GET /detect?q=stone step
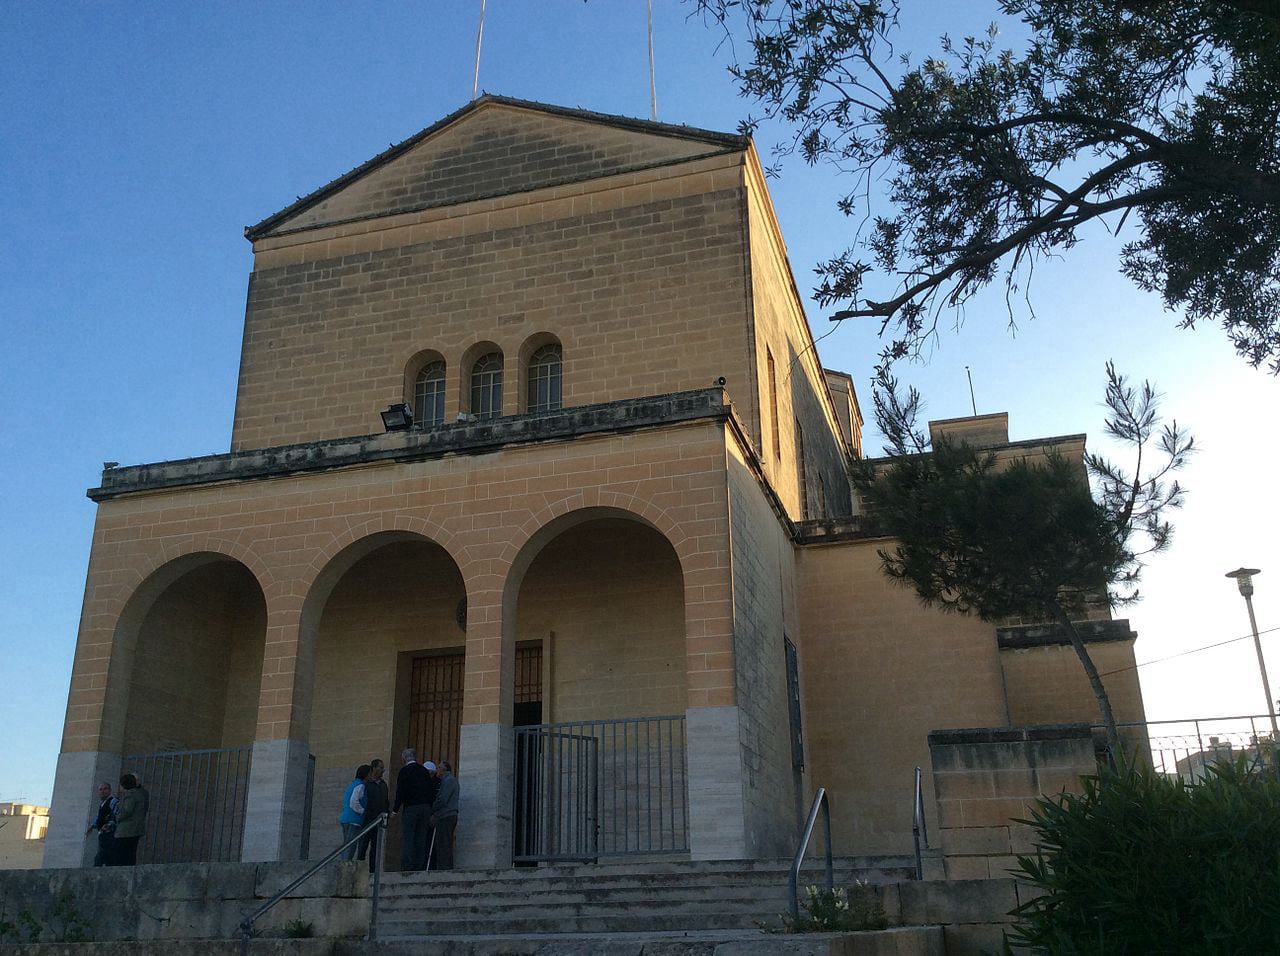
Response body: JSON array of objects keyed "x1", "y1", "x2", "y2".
[
  {"x1": 377, "y1": 913, "x2": 783, "y2": 935},
  {"x1": 350, "y1": 927, "x2": 947, "y2": 955},
  {"x1": 377, "y1": 894, "x2": 811, "y2": 921},
  {"x1": 380, "y1": 857, "x2": 911, "y2": 881},
  {"x1": 378, "y1": 871, "x2": 904, "y2": 901},
  {"x1": 376, "y1": 886, "x2": 815, "y2": 911}
]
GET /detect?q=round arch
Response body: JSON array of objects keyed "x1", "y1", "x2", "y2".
[
  {"x1": 96, "y1": 538, "x2": 273, "y2": 753},
  {"x1": 297, "y1": 526, "x2": 469, "y2": 861},
  {"x1": 105, "y1": 550, "x2": 268, "y2": 756}
]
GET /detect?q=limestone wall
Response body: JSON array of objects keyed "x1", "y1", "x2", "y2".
[
  {"x1": 743, "y1": 157, "x2": 853, "y2": 523},
  {"x1": 795, "y1": 538, "x2": 1009, "y2": 856},
  {"x1": 726, "y1": 438, "x2": 805, "y2": 858},
  {"x1": 235, "y1": 156, "x2": 752, "y2": 451},
  {"x1": 0, "y1": 862, "x2": 369, "y2": 944}
]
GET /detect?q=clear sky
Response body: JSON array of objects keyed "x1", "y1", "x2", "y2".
[{"x1": 1, "y1": 2, "x2": 1276, "y2": 806}]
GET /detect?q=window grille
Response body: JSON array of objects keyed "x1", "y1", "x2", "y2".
[
  {"x1": 413, "y1": 361, "x2": 446, "y2": 428},
  {"x1": 785, "y1": 637, "x2": 805, "y2": 769},
  {"x1": 470, "y1": 352, "x2": 504, "y2": 420},
  {"x1": 526, "y1": 344, "x2": 562, "y2": 413}
]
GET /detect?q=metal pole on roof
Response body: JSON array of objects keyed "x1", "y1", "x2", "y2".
[
  {"x1": 647, "y1": 0, "x2": 658, "y2": 121},
  {"x1": 473, "y1": 0, "x2": 487, "y2": 100}
]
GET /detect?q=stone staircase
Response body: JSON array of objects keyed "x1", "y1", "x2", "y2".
[{"x1": 374, "y1": 857, "x2": 916, "y2": 938}]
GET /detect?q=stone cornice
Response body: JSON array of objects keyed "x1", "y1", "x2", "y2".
[
  {"x1": 89, "y1": 388, "x2": 731, "y2": 502},
  {"x1": 996, "y1": 619, "x2": 1137, "y2": 649}
]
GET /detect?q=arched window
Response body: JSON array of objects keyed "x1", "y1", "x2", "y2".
[
  {"x1": 470, "y1": 352, "x2": 504, "y2": 420},
  {"x1": 526, "y1": 343, "x2": 562, "y2": 413},
  {"x1": 413, "y1": 360, "x2": 446, "y2": 428}
]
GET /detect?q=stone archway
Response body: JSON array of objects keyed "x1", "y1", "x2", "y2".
[
  {"x1": 504, "y1": 508, "x2": 690, "y2": 862},
  {"x1": 300, "y1": 530, "x2": 467, "y2": 863}
]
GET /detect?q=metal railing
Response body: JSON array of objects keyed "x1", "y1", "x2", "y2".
[
  {"x1": 122, "y1": 745, "x2": 252, "y2": 863},
  {"x1": 788, "y1": 788, "x2": 834, "y2": 920},
  {"x1": 237, "y1": 812, "x2": 387, "y2": 956},
  {"x1": 513, "y1": 714, "x2": 688, "y2": 862},
  {"x1": 1097, "y1": 714, "x2": 1279, "y2": 780},
  {"x1": 911, "y1": 766, "x2": 929, "y2": 880}
]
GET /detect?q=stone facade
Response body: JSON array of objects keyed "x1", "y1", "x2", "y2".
[{"x1": 48, "y1": 96, "x2": 1144, "y2": 871}]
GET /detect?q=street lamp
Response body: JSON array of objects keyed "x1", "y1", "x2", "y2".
[{"x1": 1225, "y1": 567, "x2": 1278, "y2": 742}]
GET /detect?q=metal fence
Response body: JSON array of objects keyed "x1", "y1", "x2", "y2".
[
  {"x1": 122, "y1": 745, "x2": 253, "y2": 864},
  {"x1": 513, "y1": 715, "x2": 688, "y2": 863},
  {"x1": 1100, "y1": 715, "x2": 1278, "y2": 781}
]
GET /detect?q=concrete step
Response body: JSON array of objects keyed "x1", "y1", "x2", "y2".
[
  {"x1": 352, "y1": 927, "x2": 946, "y2": 955},
  {"x1": 377, "y1": 887, "x2": 816, "y2": 912},
  {"x1": 371, "y1": 857, "x2": 910, "y2": 938},
  {"x1": 379, "y1": 873, "x2": 901, "y2": 902},
  {"x1": 0, "y1": 928, "x2": 946, "y2": 956}
]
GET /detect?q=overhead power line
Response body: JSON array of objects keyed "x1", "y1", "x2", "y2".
[{"x1": 1098, "y1": 624, "x2": 1280, "y2": 678}]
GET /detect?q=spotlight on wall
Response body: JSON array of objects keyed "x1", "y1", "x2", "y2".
[
  {"x1": 714, "y1": 376, "x2": 727, "y2": 387},
  {"x1": 380, "y1": 403, "x2": 414, "y2": 431}
]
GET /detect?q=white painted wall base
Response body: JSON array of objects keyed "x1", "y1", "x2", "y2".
[
  {"x1": 456, "y1": 722, "x2": 513, "y2": 868},
  {"x1": 44, "y1": 750, "x2": 121, "y2": 868},
  {"x1": 241, "y1": 738, "x2": 311, "y2": 862},
  {"x1": 686, "y1": 705, "x2": 748, "y2": 859}
]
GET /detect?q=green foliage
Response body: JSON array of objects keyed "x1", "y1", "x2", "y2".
[
  {"x1": 855, "y1": 440, "x2": 1117, "y2": 620},
  {"x1": 1007, "y1": 760, "x2": 1280, "y2": 953},
  {"x1": 764, "y1": 883, "x2": 890, "y2": 933},
  {"x1": 48, "y1": 892, "x2": 91, "y2": 944},
  {"x1": 853, "y1": 364, "x2": 1191, "y2": 747},
  {"x1": 697, "y1": 0, "x2": 1280, "y2": 371},
  {"x1": 283, "y1": 917, "x2": 315, "y2": 939},
  {"x1": 0, "y1": 893, "x2": 91, "y2": 944}
]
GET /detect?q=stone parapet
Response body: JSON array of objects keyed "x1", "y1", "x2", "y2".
[
  {"x1": 0, "y1": 861, "x2": 369, "y2": 944},
  {"x1": 927, "y1": 725, "x2": 1097, "y2": 882}
]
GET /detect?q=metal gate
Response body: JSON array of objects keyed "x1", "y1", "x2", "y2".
[
  {"x1": 122, "y1": 745, "x2": 252, "y2": 864},
  {"x1": 513, "y1": 715, "x2": 688, "y2": 862}
]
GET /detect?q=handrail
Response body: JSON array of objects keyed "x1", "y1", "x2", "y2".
[
  {"x1": 787, "y1": 788, "x2": 834, "y2": 920},
  {"x1": 912, "y1": 766, "x2": 929, "y2": 880},
  {"x1": 238, "y1": 812, "x2": 388, "y2": 955}
]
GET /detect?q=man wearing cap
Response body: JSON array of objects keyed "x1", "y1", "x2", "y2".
[{"x1": 392, "y1": 748, "x2": 439, "y2": 871}]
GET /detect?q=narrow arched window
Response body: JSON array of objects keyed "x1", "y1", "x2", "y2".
[
  {"x1": 414, "y1": 361, "x2": 446, "y2": 428},
  {"x1": 470, "y1": 352, "x2": 504, "y2": 420},
  {"x1": 527, "y1": 344, "x2": 562, "y2": 413}
]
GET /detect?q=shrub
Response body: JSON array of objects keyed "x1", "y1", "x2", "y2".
[
  {"x1": 282, "y1": 917, "x2": 314, "y2": 939},
  {"x1": 1007, "y1": 759, "x2": 1280, "y2": 953},
  {"x1": 766, "y1": 882, "x2": 889, "y2": 934}
]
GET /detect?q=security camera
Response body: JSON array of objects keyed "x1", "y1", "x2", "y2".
[{"x1": 714, "y1": 376, "x2": 727, "y2": 387}]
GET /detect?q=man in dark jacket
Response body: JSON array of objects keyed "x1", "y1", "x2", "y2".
[
  {"x1": 86, "y1": 781, "x2": 117, "y2": 867},
  {"x1": 392, "y1": 748, "x2": 438, "y2": 871},
  {"x1": 429, "y1": 761, "x2": 460, "y2": 870},
  {"x1": 359, "y1": 758, "x2": 390, "y2": 868}
]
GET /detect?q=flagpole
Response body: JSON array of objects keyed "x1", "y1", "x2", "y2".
[
  {"x1": 473, "y1": 0, "x2": 487, "y2": 99},
  {"x1": 647, "y1": 0, "x2": 657, "y2": 120}
]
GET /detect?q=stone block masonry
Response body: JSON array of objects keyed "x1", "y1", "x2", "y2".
[{"x1": 928, "y1": 725, "x2": 1098, "y2": 881}]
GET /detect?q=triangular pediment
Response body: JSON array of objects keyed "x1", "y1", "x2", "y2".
[{"x1": 248, "y1": 96, "x2": 745, "y2": 240}]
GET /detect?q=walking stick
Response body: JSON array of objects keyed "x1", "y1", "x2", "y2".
[{"x1": 426, "y1": 828, "x2": 436, "y2": 872}]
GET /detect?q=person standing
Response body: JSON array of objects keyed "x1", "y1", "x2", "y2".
[
  {"x1": 86, "y1": 781, "x2": 117, "y2": 867},
  {"x1": 429, "y1": 761, "x2": 459, "y2": 871},
  {"x1": 358, "y1": 758, "x2": 390, "y2": 868},
  {"x1": 111, "y1": 773, "x2": 148, "y2": 866},
  {"x1": 339, "y1": 765, "x2": 370, "y2": 861},
  {"x1": 392, "y1": 748, "x2": 437, "y2": 871}
]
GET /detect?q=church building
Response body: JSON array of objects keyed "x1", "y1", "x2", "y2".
[{"x1": 45, "y1": 97, "x2": 1145, "y2": 870}]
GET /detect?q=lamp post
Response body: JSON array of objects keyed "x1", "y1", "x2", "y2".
[{"x1": 1225, "y1": 567, "x2": 1278, "y2": 743}]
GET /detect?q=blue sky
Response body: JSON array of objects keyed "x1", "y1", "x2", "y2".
[{"x1": 2, "y1": 2, "x2": 1276, "y2": 806}]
